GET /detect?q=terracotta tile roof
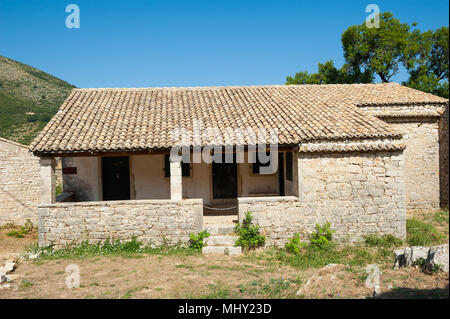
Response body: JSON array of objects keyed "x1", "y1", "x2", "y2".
[
  {"x1": 30, "y1": 83, "x2": 448, "y2": 154},
  {"x1": 298, "y1": 138, "x2": 406, "y2": 153}
]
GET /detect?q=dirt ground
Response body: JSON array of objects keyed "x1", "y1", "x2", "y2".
[
  {"x1": 0, "y1": 227, "x2": 36, "y2": 263},
  {"x1": 0, "y1": 247, "x2": 448, "y2": 299},
  {"x1": 0, "y1": 216, "x2": 449, "y2": 299}
]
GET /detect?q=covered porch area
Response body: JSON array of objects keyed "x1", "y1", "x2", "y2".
[{"x1": 53, "y1": 148, "x2": 299, "y2": 217}]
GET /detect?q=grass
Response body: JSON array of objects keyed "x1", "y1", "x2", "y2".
[
  {"x1": 432, "y1": 211, "x2": 449, "y2": 225},
  {"x1": 6, "y1": 219, "x2": 36, "y2": 238},
  {"x1": 363, "y1": 234, "x2": 403, "y2": 248},
  {"x1": 20, "y1": 280, "x2": 33, "y2": 288},
  {"x1": 28, "y1": 237, "x2": 199, "y2": 260},
  {"x1": 238, "y1": 278, "x2": 295, "y2": 298},
  {"x1": 406, "y1": 218, "x2": 446, "y2": 246}
]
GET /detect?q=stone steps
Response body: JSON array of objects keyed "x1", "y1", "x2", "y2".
[
  {"x1": 203, "y1": 224, "x2": 235, "y2": 235},
  {"x1": 202, "y1": 245, "x2": 242, "y2": 256},
  {"x1": 202, "y1": 222, "x2": 241, "y2": 256},
  {"x1": 204, "y1": 234, "x2": 236, "y2": 246}
]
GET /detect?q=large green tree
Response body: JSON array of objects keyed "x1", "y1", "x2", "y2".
[
  {"x1": 341, "y1": 12, "x2": 411, "y2": 83},
  {"x1": 286, "y1": 12, "x2": 449, "y2": 98},
  {"x1": 286, "y1": 60, "x2": 373, "y2": 85},
  {"x1": 404, "y1": 26, "x2": 449, "y2": 98}
]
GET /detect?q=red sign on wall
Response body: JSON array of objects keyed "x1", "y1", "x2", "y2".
[{"x1": 63, "y1": 167, "x2": 77, "y2": 175}]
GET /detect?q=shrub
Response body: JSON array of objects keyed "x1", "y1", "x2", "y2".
[
  {"x1": 189, "y1": 231, "x2": 210, "y2": 251},
  {"x1": 406, "y1": 218, "x2": 446, "y2": 246},
  {"x1": 363, "y1": 234, "x2": 403, "y2": 248},
  {"x1": 234, "y1": 211, "x2": 266, "y2": 250},
  {"x1": 309, "y1": 222, "x2": 334, "y2": 250},
  {"x1": 285, "y1": 233, "x2": 307, "y2": 254}
]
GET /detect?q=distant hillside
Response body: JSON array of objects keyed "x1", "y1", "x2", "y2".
[{"x1": 0, "y1": 55, "x2": 75, "y2": 145}]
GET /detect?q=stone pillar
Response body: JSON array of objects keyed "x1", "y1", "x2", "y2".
[
  {"x1": 39, "y1": 158, "x2": 56, "y2": 204},
  {"x1": 170, "y1": 159, "x2": 182, "y2": 201}
]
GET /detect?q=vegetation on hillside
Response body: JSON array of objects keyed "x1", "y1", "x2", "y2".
[{"x1": 0, "y1": 55, "x2": 74, "y2": 145}]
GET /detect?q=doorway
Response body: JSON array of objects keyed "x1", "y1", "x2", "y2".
[
  {"x1": 102, "y1": 156, "x2": 130, "y2": 200},
  {"x1": 212, "y1": 158, "x2": 238, "y2": 199}
]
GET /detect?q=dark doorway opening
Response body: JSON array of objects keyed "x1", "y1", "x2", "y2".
[
  {"x1": 278, "y1": 152, "x2": 285, "y2": 196},
  {"x1": 212, "y1": 154, "x2": 238, "y2": 199},
  {"x1": 102, "y1": 156, "x2": 130, "y2": 201}
]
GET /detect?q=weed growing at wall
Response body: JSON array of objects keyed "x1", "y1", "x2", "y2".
[
  {"x1": 189, "y1": 231, "x2": 210, "y2": 250},
  {"x1": 284, "y1": 234, "x2": 307, "y2": 254},
  {"x1": 309, "y1": 222, "x2": 334, "y2": 250},
  {"x1": 234, "y1": 211, "x2": 266, "y2": 250}
]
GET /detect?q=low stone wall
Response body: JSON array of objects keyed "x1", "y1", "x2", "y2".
[
  {"x1": 239, "y1": 150, "x2": 406, "y2": 247},
  {"x1": 0, "y1": 138, "x2": 41, "y2": 226},
  {"x1": 38, "y1": 199, "x2": 203, "y2": 248}
]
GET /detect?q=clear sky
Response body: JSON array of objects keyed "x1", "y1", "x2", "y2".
[{"x1": 0, "y1": 0, "x2": 448, "y2": 88}]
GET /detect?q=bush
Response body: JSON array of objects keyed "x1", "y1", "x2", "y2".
[
  {"x1": 234, "y1": 211, "x2": 266, "y2": 250},
  {"x1": 309, "y1": 222, "x2": 334, "y2": 250},
  {"x1": 189, "y1": 231, "x2": 210, "y2": 251},
  {"x1": 285, "y1": 233, "x2": 307, "y2": 254},
  {"x1": 363, "y1": 234, "x2": 403, "y2": 248},
  {"x1": 406, "y1": 218, "x2": 446, "y2": 246}
]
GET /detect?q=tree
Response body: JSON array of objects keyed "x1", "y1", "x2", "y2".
[
  {"x1": 341, "y1": 12, "x2": 411, "y2": 83},
  {"x1": 286, "y1": 12, "x2": 448, "y2": 98},
  {"x1": 286, "y1": 60, "x2": 373, "y2": 85},
  {"x1": 404, "y1": 26, "x2": 449, "y2": 98}
]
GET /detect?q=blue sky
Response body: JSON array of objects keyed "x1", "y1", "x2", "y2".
[{"x1": 0, "y1": 0, "x2": 448, "y2": 88}]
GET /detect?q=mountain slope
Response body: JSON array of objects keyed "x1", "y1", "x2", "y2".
[{"x1": 0, "y1": 55, "x2": 75, "y2": 145}]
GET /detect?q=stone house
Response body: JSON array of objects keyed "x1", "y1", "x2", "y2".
[
  {"x1": 29, "y1": 83, "x2": 448, "y2": 247},
  {"x1": 0, "y1": 137, "x2": 42, "y2": 225},
  {"x1": 0, "y1": 137, "x2": 64, "y2": 226}
]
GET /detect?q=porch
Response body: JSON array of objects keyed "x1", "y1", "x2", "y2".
[{"x1": 53, "y1": 149, "x2": 299, "y2": 215}]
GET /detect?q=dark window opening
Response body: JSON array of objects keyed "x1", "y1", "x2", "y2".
[
  {"x1": 164, "y1": 154, "x2": 191, "y2": 177},
  {"x1": 286, "y1": 152, "x2": 293, "y2": 181},
  {"x1": 252, "y1": 152, "x2": 272, "y2": 174}
]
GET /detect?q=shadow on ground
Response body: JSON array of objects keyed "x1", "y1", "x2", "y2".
[{"x1": 372, "y1": 284, "x2": 449, "y2": 299}]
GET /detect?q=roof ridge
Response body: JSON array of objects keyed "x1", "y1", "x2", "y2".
[
  {"x1": 0, "y1": 137, "x2": 29, "y2": 149},
  {"x1": 72, "y1": 82, "x2": 397, "y2": 91}
]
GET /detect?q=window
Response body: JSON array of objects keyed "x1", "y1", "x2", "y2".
[
  {"x1": 164, "y1": 155, "x2": 191, "y2": 177},
  {"x1": 286, "y1": 152, "x2": 293, "y2": 181}
]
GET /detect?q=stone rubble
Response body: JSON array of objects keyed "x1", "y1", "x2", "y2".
[
  {"x1": 0, "y1": 258, "x2": 17, "y2": 285},
  {"x1": 394, "y1": 244, "x2": 448, "y2": 272}
]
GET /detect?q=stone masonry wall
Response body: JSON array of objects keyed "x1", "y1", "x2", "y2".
[
  {"x1": 439, "y1": 104, "x2": 449, "y2": 208},
  {"x1": 38, "y1": 199, "x2": 203, "y2": 248},
  {"x1": 239, "y1": 150, "x2": 406, "y2": 247},
  {"x1": 382, "y1": 118, "x2": 440, "y2": 210},
  {"x1": 0, "y1": 138, "x2": 41, "y2": 225},
  {"x1": 359, "y1": 103, "x2": 448, "y2": 210}
]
